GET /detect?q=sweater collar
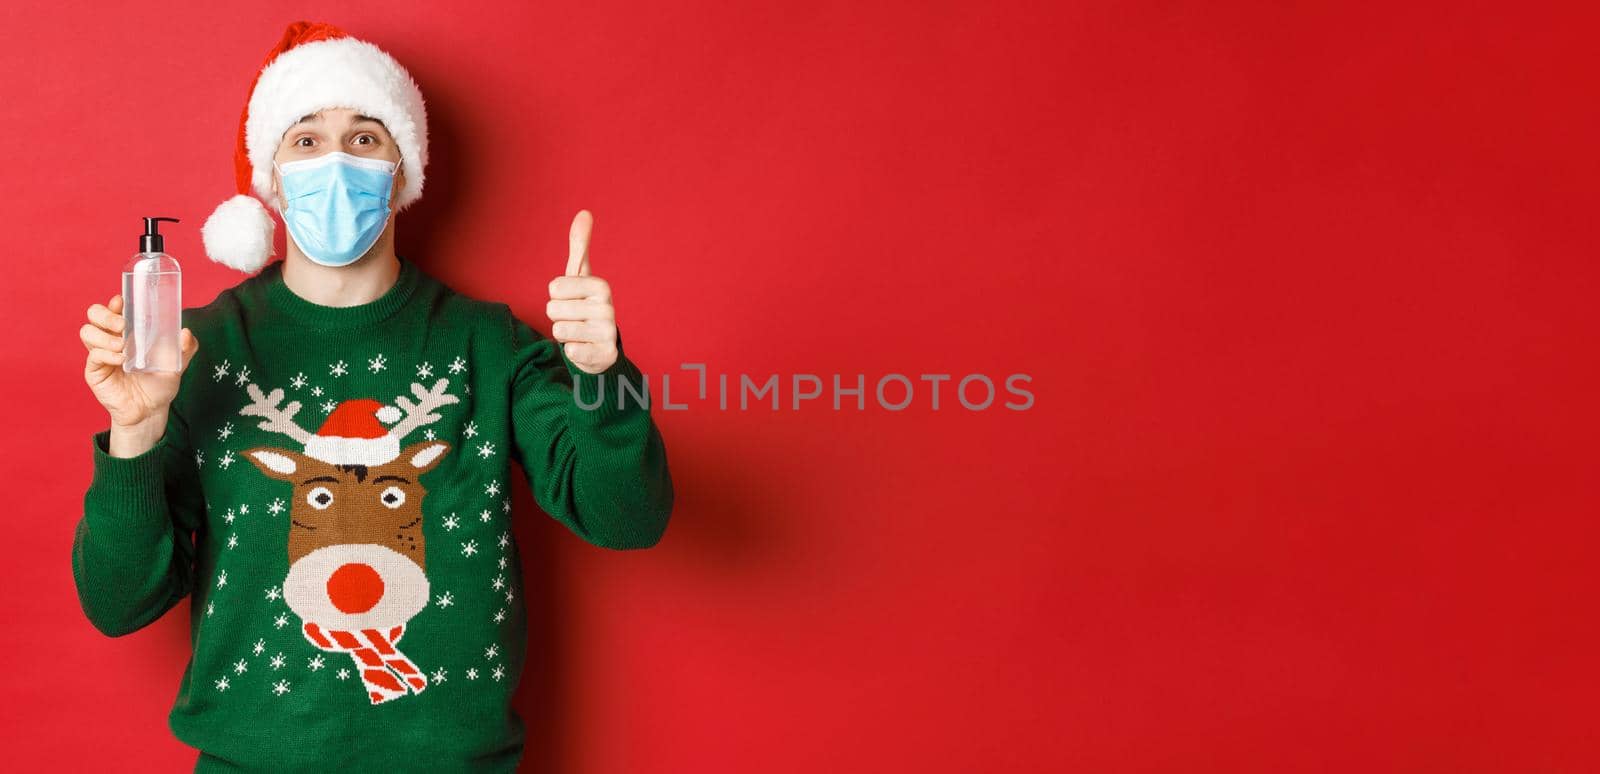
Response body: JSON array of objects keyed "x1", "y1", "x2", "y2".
[{"x1": 264, "y1": 255, "x2": 420, "y2": 331}]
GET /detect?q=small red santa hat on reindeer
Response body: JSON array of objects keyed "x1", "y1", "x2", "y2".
[
  {"x1": 305, "y1": 398, "x2": 406, "y2": 466},
  {"x1": 201, "y1": 21, "x2": 428, "y2": 274}
]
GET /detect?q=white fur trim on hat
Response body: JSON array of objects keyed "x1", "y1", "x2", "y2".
[
  {"x1": 201, "y1": 194, "x2": 276, "y2": 273},
  {"x1": 304, "y1": 433, "x2": 401, "y2": 467},
  {"x1": 245, "y1": 37, "x2": 428, "y2": 211}
]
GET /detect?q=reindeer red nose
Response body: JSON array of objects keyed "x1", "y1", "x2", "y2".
[{"x1": 326, "y1": 563, "x2": 385, "y2": 614}]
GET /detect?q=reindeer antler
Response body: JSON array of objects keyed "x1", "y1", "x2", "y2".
[
  {"x1": 388, "y1": 379, "x2": 461, "y2": 441},
  {"x1": 239, "y1": 383, "x2": 315, "y2": 444}
]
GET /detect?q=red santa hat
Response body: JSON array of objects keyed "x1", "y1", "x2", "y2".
[
  {"x1": 201, "y1": 21, "x2": 429, "y2": 274},
  {"x1": 303, "y1": 398, "x2": 406, "y2": 466}
]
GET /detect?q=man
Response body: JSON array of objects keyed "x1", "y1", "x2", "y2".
[{"x1": 73, "y1": 20, "x2": 672, "y2": 772}]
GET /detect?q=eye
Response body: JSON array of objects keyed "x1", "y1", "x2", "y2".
[
  {"x1": 294, "y1": 136, "x2": 315, "y2": 148},
  {"x1": 380, "y1": 486, "x2": 406, "y2": 509},
  {"x1": 306, "y1": 486, "x2": 334, "y2": 510},
  {"x1": 354, "y1": 134, "x2": 376, "y2": 146}
]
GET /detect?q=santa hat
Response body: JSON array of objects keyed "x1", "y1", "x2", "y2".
[
  {"x1": 303, "y1": 398, "x2": 405, "y2": 466},
  {"x1": 201, "y1": 21, "x2": 429, "y2": 274}
]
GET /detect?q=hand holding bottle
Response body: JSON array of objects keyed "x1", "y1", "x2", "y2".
[{"x1": 81, "y1": 293, "x2": 199, "y2": 457}]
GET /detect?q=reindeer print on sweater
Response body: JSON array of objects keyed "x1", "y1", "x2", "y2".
[{"x1": 237, "y1": 379, "x2": 457, "y2": 705}]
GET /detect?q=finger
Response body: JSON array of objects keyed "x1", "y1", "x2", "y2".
[
  {"x1": 87, "y1": 347, "x2": 126, "y2": 371},
  {"x1": 552, "y1": 320, "x2": 615, "y2": 343},
  {"x1": 548, "y1": 276, "x2": 610, "y2": 301},
  {"x1": 80, "y1": 322, "x2": 124, "y2": 353},
  {"x1": 566, "y1": 209, "x2": 593, "y2": 277},
  {"x1": 563, "y1": 342, "x2": 617, "y2": 372},
  {"x1": 87, "y1": 302, "x2": 125, "y2": 335},
  {"x1": 179, "y1": 328, "x2": 199, "y2": 371},
  {"x1": 563, "y1": 340, "x2": 602, "y2": 363},
  {"x1": 546, "y1": 298, "x2": 614, "y2": 322},
  {"x1": 108, "y1": 294, "x2": 124, "y2": 314},
  {"x1": 85, "y1": 350, "x2": 117, "y2": 386}
]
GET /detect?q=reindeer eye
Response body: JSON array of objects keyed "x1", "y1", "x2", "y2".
[
  {"x1": 380, "y1": 486, "x2": 406, "y2": 509},
  {"x1": 306, "y1": 486, "x2": 334, "y2": 510}
]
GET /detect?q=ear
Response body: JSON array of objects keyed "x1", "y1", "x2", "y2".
[
  {"x1": 399, "y1": 440, "x2": 450, "y2": 474},
  {"x1": 392, "y1": 166, "x2": 405, "y2": 204},
  {"x1": 242, "y1": 446, "x2": 317, "y2": 482}
]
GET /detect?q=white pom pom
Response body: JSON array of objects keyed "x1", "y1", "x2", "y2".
[
  {"x1": 201, "y1": 194, "x2": 275, "y2": 273},
  {"x1": 375, "y1": 405, "x2": 402, "y2": 424}
]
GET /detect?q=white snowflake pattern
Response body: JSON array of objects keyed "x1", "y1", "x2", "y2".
[
  {"x1": 217, "y1": 422, "x2": 234, "y2": 441},
  {"x1": 498, "y1": 531, "x2": 511, "y2": 549},
  {"x1": 505, "y1": 587, "x2": 515, "y2": 604},
  {"x1": 424, "y1": 428, "x2": 436, "y2": 441},
  {"x1": 233, "y1": 659, "x2": 249, "y2": 675},
  {"x1": 311, "y1": 385, "x2": 324, "y2": 397},
  {"x1": 216, "y1": 569, "x2": 228, "y2": 589},
  {"x1": 443, "y1": 513, "x2": 460, "y2": 530},
  {"x1": 492, "y1": 665, "x2": 505, "y2": 681},
  {"x1": 212, "y1": 359, "x2": 231, "y2": 382},
  {"x1": 270, "y1": 652, "x2": 286, "y2": 670},
  {"x1": 416, "y1": 362, "x2": 434, "y2": 379},
  {"x1": 226, "y1": 533, "x2": 239, "y2": 549},
  {"x1": 330, "y1": 359, "x2": 348, "y2": 377},
  {"x1": 368, "y1": 353, "x2": 387, "y2": 373},
  {"x1": 195, "y1": 450, "x2": 205, "y2": 467},
  {"x1": 497, "y1": 556, "x2": 508, "y2": 570},
  {"x1": 320, "y1": 400, "x2": 337, "y2": 414},
  {"x1": 239, "y1": 503, "x2": 249, "y2": 515},
  {"x1": 493, "y1": 608, "x2": 507, "y2": 624},
  {"x1": 431, "y1": 667, "x2": 448, "y2": 683},
  {"x1": 272, "y1": 679, "x2": 291, "y2": 696},
  {"x1": 480, "y1": 508, "x2": 492, "y2": 523},
  {"x1": 466, "y1": 668, "x2": 479, "y2": 680},
  {"x1": 290, "y1": 372, "x2": 307, "y2": 389},
  {"x1": 502, "y1": 498, "x2": 511, "y2": 514},
  {"x1": 267, "y1": 497, "x2": 285, "y2": 515},
  {"x1": 215, "y1": 676, "x2": 231, "y2": 692},
  {"x1": 308, "y1": 654, "x2": 326, "y2": 671},
  {"x1": 485, "y1": 644, "x2": 499, "y2": 660},
  {"x1": 485, "y1": 480, "x2": 501, "y2": 497},
  {"x1": 463, "y1": 421, "x2": 479, "y2": 439},
  {"x1": 491, "y1": 574, "x2": 506, "y2": 591},
  {"x1": 223, "y1": 508, "x2": 237, "y2": 525},
  {"x1": 234, "y1": 365, "x2": 251, "y2": 386},
  {"x1": 265, "y1": 586, "x2": 281, "y2": 601},
  {"x1": 206, "y1": 601, "x2": 215, "y2": 616},
  {"x1": 461, "y1": 540, "x2": 479, "y2": 558},
  {"x1": 336, "y1": 668, "x2": 351, "y2": 681},
  {"x1": 273, "y1": 613, "x2": 289, "y2": 629},
  {"x1": 448, "y1": 356, "x2": 467, "y2": 374},
  {"x1": 218, "y1": 450, "x2": 236, "y2": 469},
  {"x1": 476, "y1": 441, "x2": 495, "y2": 459},
  {"x1": 436, "y1": 591, "x2": 455, "y2": 608},
  {"x1": 253, "y1": 639, "x2": 266, "y2": 656}
]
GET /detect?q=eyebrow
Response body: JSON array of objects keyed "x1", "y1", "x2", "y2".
[
  {"x1": 373, "y1": 475, "x2": 411, "y2": 484},
  {"x1": 292, "y1": 112, "x2": 385, "y2": 127}
]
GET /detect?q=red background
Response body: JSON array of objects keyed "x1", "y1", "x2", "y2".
[{"x1": 3, "y1": 1, "x2": 1596, "y2": 771}]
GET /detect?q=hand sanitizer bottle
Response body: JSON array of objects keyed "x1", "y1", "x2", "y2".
[{"x1": 123, "y1": 217, "x2": 183, "y2": 373}]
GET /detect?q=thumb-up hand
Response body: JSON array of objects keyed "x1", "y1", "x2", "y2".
[{"x1": 547, "y1": 209, "x2": 619, "y2": 375}]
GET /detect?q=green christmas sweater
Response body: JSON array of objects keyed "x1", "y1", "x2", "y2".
[{"x1": 70, "y1": 254, "x2": 673, "y2": 771}]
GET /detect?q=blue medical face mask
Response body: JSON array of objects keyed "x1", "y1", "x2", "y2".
[{"x1": 273, "y1": 151, "x2": 400, "y2": 267}]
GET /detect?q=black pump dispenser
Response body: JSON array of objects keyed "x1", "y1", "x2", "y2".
[{"x1": 140, "y1": 217, "x2": 180, "y2": 253}]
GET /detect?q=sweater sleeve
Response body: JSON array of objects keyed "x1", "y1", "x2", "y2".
[
  {"x1": 70, "y1": 410, "x2": 206, "y2": 637},
  {"x1": 505, "y1": 306, "x2": 674, "y2": 549}
]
